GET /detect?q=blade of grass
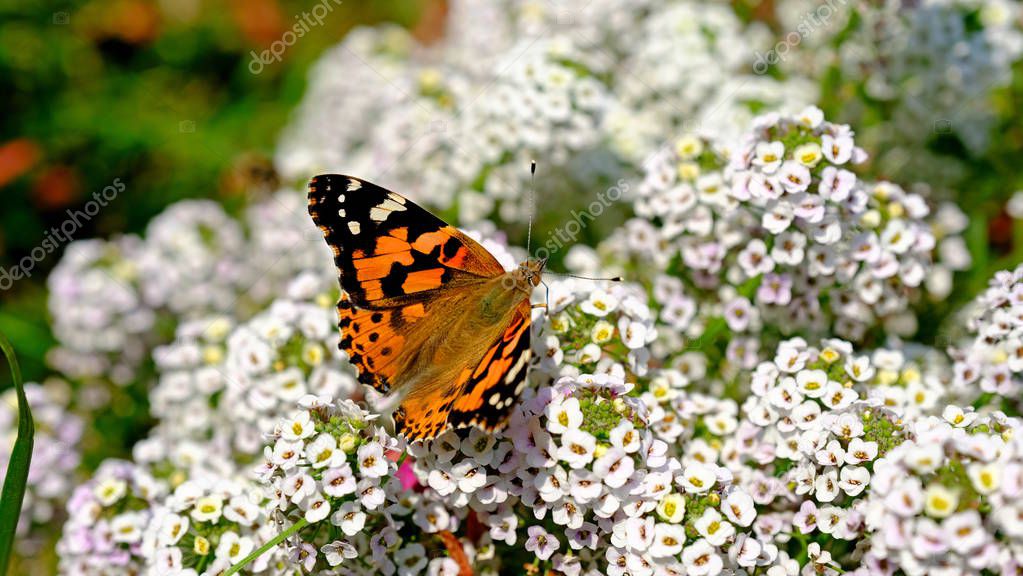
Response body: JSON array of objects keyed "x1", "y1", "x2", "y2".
[
  {"x1": 223, "y1": 517, "x2": 308, "y2": 576},
  {"x1": 0, "y1": 331, "x2": 33, "y2": 575}
]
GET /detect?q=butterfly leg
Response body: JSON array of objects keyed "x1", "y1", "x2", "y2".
[{"x1": 539, "y1": 279, "x2": 551, "y2": 316}]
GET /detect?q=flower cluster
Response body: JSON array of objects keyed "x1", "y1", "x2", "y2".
[
  {"x1": 605, "y1": 1, "x2": 815, "y2": 162},
  {"x1": 777, "y1": 0, "x2": 1023, "y2": 182},
  {"x1": 149, "y1": 315, "x2": 235, "y2": 445},
  {"x1": 953, "y1": 263, "x2": 1023, "y2": 409},
  {"x1": 1, "y1": 381, "x2": 82, "y2": 543},
  {"x1": 140, "y1": 472, "x2": 285, "y2": 575},
  {"x1": 258, "y1": 396, "x2": 472, "y2": 575},
  {"x1": 135, "y1": 200, "x2": 247, "y2": 316},
  {"x1": 46, "y1": 187, "x2": 339, "y2": 392},
  {"x1": 409, "y1": 375, "x2": 791, "y2": 575},
  {"x1": 219, "y1": 278, "x2": 357, "y2": 458},
  {"x1": 856, "y1": 411, "x2": 1023, "y2": 575},
  {"x1": 608, "y1": 108, "x2": 969, "y2": 350},
  {"x1": 46, "y1": 235, "x2": 154, "y2": 385},
  {"x1": 273, "y1": 0, "x2": 818, "y2": 229},
  {"x1": 56, "y1": 460, "x2": 167, "y2": 575},
  {"x1": 734, "y1": 339, "x2": 909, "y2": 546},
  {"x1": 534, "y1": 279, "x2": 657, "y2": 382}
]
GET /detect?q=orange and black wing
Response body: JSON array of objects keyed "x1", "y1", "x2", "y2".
[
  {"x1": 308, "y1": 174, "x2": 505, "y2": 308},
  {"x1": 307, "y1": 174, "x2": 507, "y2": 397},
  {"x1": 395, "y1": 301, "x2": 533, "y2": 441}
]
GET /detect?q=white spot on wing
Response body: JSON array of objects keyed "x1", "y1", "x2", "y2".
[
  {"x1": 369, "y1": 198, "x2": 408, "y2": 222},
  {"x1": 505, "y1": 350, "x2": 529, "y2": 385},
  {"x1": 348, "y1": 221, "x2": 361, "y2": 235},
  {"x1": 346, "y1": 180, "x2": 361, "y2": 191},
  {"x1": 337, "y1": 209, "x2": 346, "y2": 217}
]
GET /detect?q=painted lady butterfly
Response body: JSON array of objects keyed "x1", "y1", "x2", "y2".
[{"x1": 308, "y1": 174, "x2": 544, "y2": 441}]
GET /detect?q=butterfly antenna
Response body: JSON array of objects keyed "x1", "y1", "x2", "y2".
[
  {"x1": 526, "y1": 160, "x2": 536, "y2": 257},
  {"x1": 545, "y1": 271, "x2": 622, "y2": 282}
]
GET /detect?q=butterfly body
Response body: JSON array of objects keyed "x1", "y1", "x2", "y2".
[{"x1": 308, "y1": 174, "x2": 542, "y2": 441}]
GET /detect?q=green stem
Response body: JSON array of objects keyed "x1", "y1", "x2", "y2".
[
  {"x1": 0, "y1": 331, "x2": 33, "y2": 576},
  {"x1": 223, "y1": 517, "x2": 309, "y2": 576}
]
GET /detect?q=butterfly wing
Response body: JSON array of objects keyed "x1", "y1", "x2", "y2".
[
  {"x1": 309, "y1": 175, "x2": 531, "y2": 439},
  {"x1": 308, "y1": 174, "x2": 506, "y2": 308},
  {"x1": 396, "y1": 300, "x2": 533, "y2": 441}
]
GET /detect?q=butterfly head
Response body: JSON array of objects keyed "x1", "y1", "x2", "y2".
[{"x1": 519, "y1": 257, "x2": 548, "y2": 288}]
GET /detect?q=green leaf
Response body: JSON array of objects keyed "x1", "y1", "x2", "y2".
[{"x1": 0, "y1": 331, "x2": 34, "y2": 575}]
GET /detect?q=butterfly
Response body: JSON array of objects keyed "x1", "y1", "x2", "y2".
[{"x1": 307, "y1": 174, "x2": 546, "y2": 441}]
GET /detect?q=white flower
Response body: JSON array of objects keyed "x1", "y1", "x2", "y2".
[
  {"x1": 215, "y1": 531, "x2": 254, "y2": 564},
  {"x1": 272, "y1": 439, "x2": 303, "y2": 470},
  {"x1": 452, "y1": 460, "x2": 487, "y2": 493},
  {"x1": 778, "y1": 161, "x2": 811, "y2": 193},
  {"x1": 357, "y1": 442, "x2": 389, "y2": 478},
  {"x1": 942, "y1": 405, "x2": 977, "y2": 428},
  {"x1": 580, "y1": 290, "x2": 619, "y2": 317},
  {"x1": 412, "y1": 501, "x2": 450, "y2": 534},
  {"x1": 524, "y1": 526, "x2": 560, "y2": 561},
  {"x1": 924, "y1": 484, "x2": 959, "y2": 519},
  {"x1": 94, "y1": 478, "x2": 128, "y2": 507},
  {"x1": 111, "y1": 512, "x2": 145, "y2": 543},
  {"x1": 306, "y1": 433, "x2": 342, "y2": 469},
  {"x1": 681, "y1": 464, "x2": 716, "y2": 494},
  {"x1": 591, "y1": 320, "x2": 616, "y2": 344},
  {"x1": 158, "y1": 514, "x2": 189, "y2": 546},
  {"x1": 968, "y1": 463, "x2": 1002, "y2": 495},
  {"x1": 753, "y1": 141, "x2": 785, "y2": 173},
  {"x1": 821, "y1": 134, "x2": 853, "y2": 164},
  {"x1": 224, "y1": 496, "x2": 261, "y2": 526},
  {"x1": 593, "y1": 448, "x2": 634, "y2": 489},
  {"x1": 682, "y1": 539, "x2": 723, "y2": 576},
  {"x1": 394, "y1": 543, "x2": 428, "y2": 575},
  {"x1": 657, "y1": 493, "x2": 687, "y2": 524},
  {"x1": 332, "y1": 501, "x2": 367, "y2": 536},
  {"x1": 428, "y1": 467, "x2": 456, "y2": 496},
  {"x1": 722, "y1": 491, "x2": 756, "y2": 527},
  {"x1": 694, "y1": 508, "x2": 735, "y2": 546},
  {"x1": 844, "y1": 438, "x2": 878, "y2": 464},
  {"x1": 304, "y1": 492, "x2": 331, "y2": 523},
  {"x1": 322, "y1": 540, "x2": 358, "y2": 567},
  {"x1": 609, "y1": 422, "x2": 641, "y2": 453},
  {"x1": 944, "y1": 511, "x2": 986, "y2": 554},
  {"x1": 558, "y1": 429, "x2": 597, "y2": 468},
  {"x1": 322, "y1": 464, "x2": 357, "y2": 497},
  {"x1": 885, "y1": 477, "x2": 924, "y2": 517},
  {"x1": 814, "y1": 468, "x2": 840, "y2": 503},
  {"x1": 838, "y1": 466, "x2": 870, "y2": 497},
  {"x1": 650, "y1": 523, "x2": 686, "y2": 557},
  {"x1": 546, "y1": 397, "x2": 584, "y2": 434},
  {"x1": 281, "y1": 411, "x2": 316, "y2": 441},
  {"x1": 905, "y1": 443, "x2": 944, "y2": 474},
  {"x1": 191, "y1": 495, "x2": 223, "y2": 523},
  {"x1": 283, "y1": 472, "x2": 315, "y2": 504}
]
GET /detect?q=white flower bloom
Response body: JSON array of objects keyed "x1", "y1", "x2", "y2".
[
  {"x1": 357, "y1": 442, "x2": 389, "y2": 478},
  {"x1": 681, "y1": 464, "x2": 716, "y2": 494}
]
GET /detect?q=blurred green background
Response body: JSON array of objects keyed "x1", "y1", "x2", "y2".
[{"x1": 0, "y1": 0, "x2": 442, "y2": 384}]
